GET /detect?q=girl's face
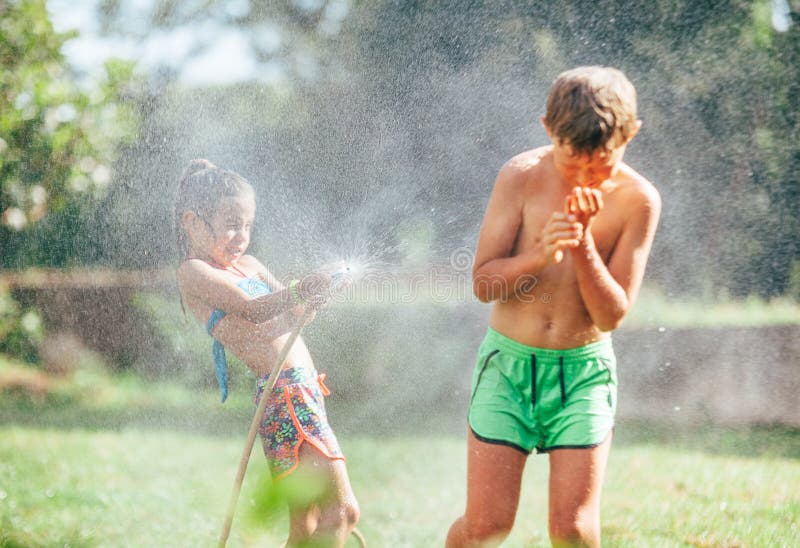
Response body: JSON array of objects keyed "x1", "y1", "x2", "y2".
[{"x1": 188, "y1": 193, "x2": 256, "y2": 266}]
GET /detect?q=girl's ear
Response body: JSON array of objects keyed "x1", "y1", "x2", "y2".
[{"x1": 181, "y1": 211, "x2": 200, "y2": 234}]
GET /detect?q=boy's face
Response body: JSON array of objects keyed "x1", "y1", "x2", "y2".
[
  {"x1": 542, "y1": 117, "x2": 640, "y2": 187},
  {"x1": 551, "y1": 142, "x2": 627, "y2": 188},
  {"x1": 188, "y1": 194, "x2": 256, "y2": 266}
]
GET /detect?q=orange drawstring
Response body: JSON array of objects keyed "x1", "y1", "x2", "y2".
[{"x1": 317, "y1": 373, "x2": 332, "y2": 396}]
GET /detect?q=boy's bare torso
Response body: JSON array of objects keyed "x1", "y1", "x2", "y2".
[{"x1": 488, "y1": 146, "x2": 651, "y2": 349}]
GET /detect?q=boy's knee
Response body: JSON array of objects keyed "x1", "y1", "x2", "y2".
[
  {"x1": 465, "y1": 515, "x2": 514, "y2": 546},
  {"x1": 549, "y1": 511, "x2": 599, "y2": 547}
]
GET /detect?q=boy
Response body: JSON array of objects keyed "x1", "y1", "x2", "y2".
[{"x1": 446, "y1": 66, "x2": 661, "y2": 547}]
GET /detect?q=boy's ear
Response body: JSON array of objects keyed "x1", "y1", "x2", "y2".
[
  {"x1": 540, "y1": 116, "x2": 553, "y2": 138},
  {"x1": 627, "y1": 119, "x2": 643, "y2": 142}
]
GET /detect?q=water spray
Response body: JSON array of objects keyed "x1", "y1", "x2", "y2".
[{"x1": 218, "y1": 262, "x2": 365, "y2": 547}]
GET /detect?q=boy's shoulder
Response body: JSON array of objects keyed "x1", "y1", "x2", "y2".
[
  {"x1": 614, "y1": 163, "x2": 661, "y2": 208},
  {"x1": 503, "y1": 145, "x2": 551, "y2": 174},
  {"x1": 495, "y1": 146, "x2": 552, "y2": 189}
]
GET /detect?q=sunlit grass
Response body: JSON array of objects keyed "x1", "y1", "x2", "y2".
[
  {"x1": 2, "y1": 351, "x2": 799, "y2": 546},
  {"x1": 626, "y1": 286, "x2": 800, "y2": 328},
  {"x1": 0, "y1": 427, "x2": 798, "y2": 547}
]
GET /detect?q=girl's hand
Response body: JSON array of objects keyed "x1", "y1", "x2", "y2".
[
  {"x1": 565, "y1": 187, "x2": 603, "y2": 231},
  {"x1": 292, "y1": 304, "x2": 315, "y2": 324},
  {"x1": 540, "y1": 211, "x2": 584, "y2": 264},
  {"x1": 296, "y1": 271, "x2": 334, "y2": 308}
]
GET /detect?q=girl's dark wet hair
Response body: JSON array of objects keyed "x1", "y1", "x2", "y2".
[{"x1": 173, "y1": 159, "x2": 255, "y2": 261}]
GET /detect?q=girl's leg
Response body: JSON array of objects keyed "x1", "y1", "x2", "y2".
[
  {"x1": 547, "y1": 433, "x2": 613, "y2": 548},
  {"x1": 285, "y1": 442, "x2": 359, "y2": 547},
  {"x1": 287, "y1": 503, "x2": 318, "y2": 545},
  {"x1": 446, "y1": 428, "x2": 528, "y2": 548}
]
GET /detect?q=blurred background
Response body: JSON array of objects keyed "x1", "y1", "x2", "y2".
[{"x1": 1, "y1": 1, "x2": 798, "y2": 545}]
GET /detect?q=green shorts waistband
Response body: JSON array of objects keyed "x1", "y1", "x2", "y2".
[{"x1": 484, "y1": 327, "x2": 613, "y2": 360}]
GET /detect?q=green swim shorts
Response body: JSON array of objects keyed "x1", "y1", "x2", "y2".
[{"x1": 468, "y1": 327, "x2": 617, "y2": 453}]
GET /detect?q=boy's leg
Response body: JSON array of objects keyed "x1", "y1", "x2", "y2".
[
  {"x1": 446, "y1": 428, "x2": 528, "y2": 548},
  {"x1": 285, "y1": 442, "x2": 359, "y2": 547},
  {"x1": 547, "y1": 433, "x2": 612, "y2": 548}
]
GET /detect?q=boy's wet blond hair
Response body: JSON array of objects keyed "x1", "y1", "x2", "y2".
[{"x1": 545, "y1": 66, "x2": 637, "y2": 155}]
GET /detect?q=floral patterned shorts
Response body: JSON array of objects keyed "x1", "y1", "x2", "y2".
[{"x1": 255, "y1": 367, "x2": 345, "y2": 480}]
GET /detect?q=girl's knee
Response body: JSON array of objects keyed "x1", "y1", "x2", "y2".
[
  {"x1": 319, "y1": 498, "x2": 360, "y2": 530},
  {"x1": 342, "y1": 499, "x2": 360, "y2": 528}
]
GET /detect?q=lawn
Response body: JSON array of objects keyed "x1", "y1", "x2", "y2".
[
  {"x1": 1, "y1": 349, "x2": 799, "y2": 547},
  {"x1": 1, "y1": 423, "x2": 798, "y2": 547}
]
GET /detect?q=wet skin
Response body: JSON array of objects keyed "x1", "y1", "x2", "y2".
[{"x1": 472, "y1": 143, "x2": 661, "y2": 349}]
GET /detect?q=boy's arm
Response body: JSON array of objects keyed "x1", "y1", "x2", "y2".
[
  {"x1": 571, "y1": 186, "x2": 661, "y2": 331},
  {"x1": 473, "y1": 165, "x2": 581, "y2": 302}
]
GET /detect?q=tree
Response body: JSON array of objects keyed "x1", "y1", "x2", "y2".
[
  {"x1": 89, "y1": 0, "x2": 800, "y2": 298},
  {"x1": 0, "y1": 0, "x2": 137, "y2": 361},
  {"x1": 0, "y1": 0, "x2": 137, "y2": 268}
]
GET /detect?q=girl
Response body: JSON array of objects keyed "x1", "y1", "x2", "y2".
[{"x1": 174, "y1": 159, "x2": 360, "y2": 546}]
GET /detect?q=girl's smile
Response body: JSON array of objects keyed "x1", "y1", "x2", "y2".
[{"x1": 191, "y1": 194, "x2": 256, "y2": 267}]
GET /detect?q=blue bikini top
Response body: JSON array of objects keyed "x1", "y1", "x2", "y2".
[{"x1": 206, "y1": 275, "x2": 273, "y2": 403}]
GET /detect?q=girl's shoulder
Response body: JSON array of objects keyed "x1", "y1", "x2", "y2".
[
  {"x1": 235, "y1": 254, "x2": 265, "y2": 275},
  {"x1": 177, "y1": 257, "x2": 204, "y2": 278},
  {"x1": 236, "y1": 255, "x2": 284, "y2": 290}
]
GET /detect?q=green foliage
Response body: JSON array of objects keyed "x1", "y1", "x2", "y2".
[
  {"x1": 0, "y1": 285, "x2": 42, "y2": 362},
  {"x1": 0, "y1": 0, "x2": 137, "y2": 267},
  {"x1": 92, "y1": 0, "x2": 800, "y2": 298},
  {"x1": 0, "y1": 0, "x2": 138, "y2": 362}
]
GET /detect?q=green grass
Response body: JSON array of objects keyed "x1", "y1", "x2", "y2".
[
  {"x1": 1, "y1": 356, "x2": 799, "y2": 546},
  {"x1": 0, "y1": 427, "x2": 798, "y2": 547},
  {"x1": 625, "y1": 287, "x2": 800, "y2": 328}
]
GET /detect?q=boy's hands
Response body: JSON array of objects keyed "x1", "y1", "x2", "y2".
[
  {"x1": 565, "y1": 187, "x2": 603, "y2": 230},
  {"x1": 540, "y1": 212, "x2": 584, "y2": 264},
  {"x1": 538, "y1": 188, "x2": 604, "y2": 264}
]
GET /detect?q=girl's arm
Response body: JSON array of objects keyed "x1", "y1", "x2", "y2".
[
  {"x1": 178, "y1": 259, "x2": 297, "y2": 323},
  {"x1": 241, "y1": 255, "x2": 315, "y2": 327},
  {"x1": 239, "y1": 255, "x2": 285, "y2": 291}
]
